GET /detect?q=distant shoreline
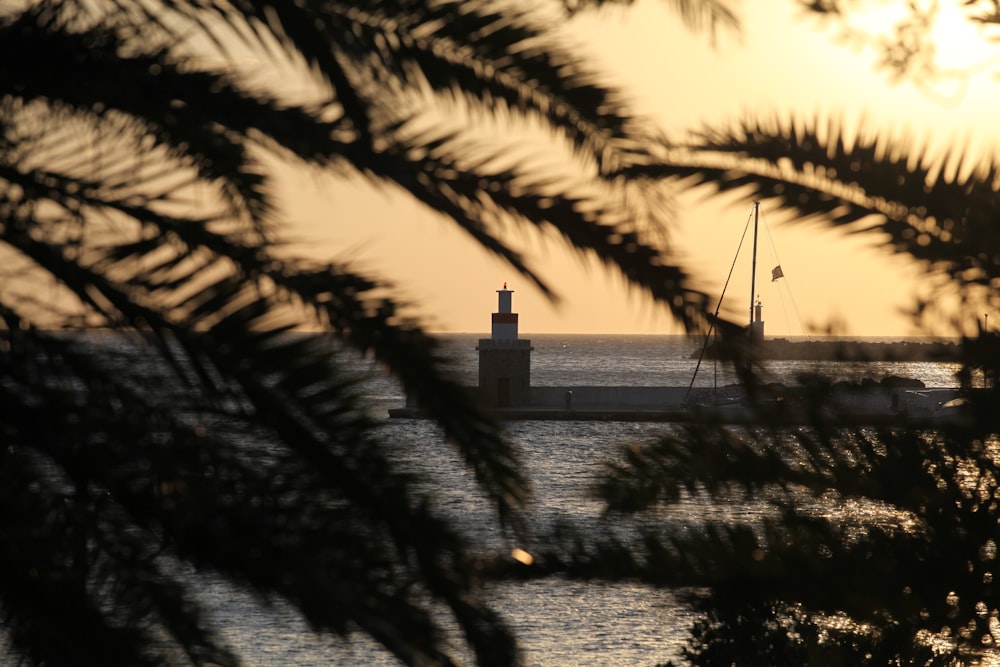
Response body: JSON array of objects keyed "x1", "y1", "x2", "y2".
[
  {"x1": 751, "y1": 338, "x2": 960, "y2": 362},
  {"x1": 435, "y1": 332, "x2": 961, "y2": 346},
  {"x1": 695, "y1": 337, "x2": 961, "y2": 362}
]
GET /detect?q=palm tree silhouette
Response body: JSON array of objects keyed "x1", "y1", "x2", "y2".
[
  {"x1": 0, "y1": 1, "x2": 730, "y2": 665},
  {"x1": 558, "y1": 6, "x2": 1000, "y2": 664}
]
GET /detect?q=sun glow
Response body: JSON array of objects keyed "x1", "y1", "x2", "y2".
[
  {"x1": 932, "y1": 4, "x2": 1000, "y2": 64},
  {"x1": 844, "y1": 1, "x2": 1000, "y2": 97},
  {"x1": 929, "y1": 3, "x2": 1000, "y2": 72}
]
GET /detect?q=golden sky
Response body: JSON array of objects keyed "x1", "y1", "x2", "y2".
[{"x1": 280, "y1": 1, "x2": 1000, "y2": 337}]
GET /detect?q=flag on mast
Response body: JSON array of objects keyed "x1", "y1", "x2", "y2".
[{"x1": 771, "y1": 265, "x2": 784, "y2": 281}]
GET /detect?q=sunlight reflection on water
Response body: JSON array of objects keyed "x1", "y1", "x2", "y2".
[{"x1": 30, "y1": 332, "x2": 981, "y2": 665}]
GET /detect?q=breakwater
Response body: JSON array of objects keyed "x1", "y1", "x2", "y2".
[
  {"x1": 698, "y1": 338, "x2": 960, "y2": 362},
  {"x1": 389, "y1": 383, "x2": 961, "y2": 425}
]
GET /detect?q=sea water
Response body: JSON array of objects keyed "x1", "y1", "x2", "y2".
[
  {"x1": 5, "y1": 334, "x2": 965, "y2": 666},
  {"x1": 194, "y1": 334, "x2": 963, "y2": 666}
]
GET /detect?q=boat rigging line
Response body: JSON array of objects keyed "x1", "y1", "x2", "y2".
[
  {"x1": 685, "y1": 201, "x2": 759, "y2": 404},
  {"x1": 758, "y1": 206, "x2": 806, "y2": 336}
]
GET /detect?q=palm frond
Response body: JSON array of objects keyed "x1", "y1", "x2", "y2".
[
  {"x1": 357, "y1": 126, "x2": 719, "y2": 332},
  {"x1": 560, "y1": 0, "x2": 741, "y2": 39},
  {"x1": 623, "y1": 114, "x2": 1000, "y2": 312},
  {"x1": 146, "y1": 0, "x2": 652, "y2": 174},
  {"x1": 0, "y1": 276, "x2": 518, "y2": 666},
  {"x1": 0, "y1": 0, "x2": 739, "y2": 663},
  {"x1": 578, "y1": 404, "x2": 1000, "y2": 660}
]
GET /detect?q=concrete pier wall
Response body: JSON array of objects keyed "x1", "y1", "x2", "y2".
[
  {"x1": 829, "y1": 387, "x2": 956, "y2": 417},
  {"x1": 528, "y1": 386, "x2": 693, "y2": 410},
  {"x1": 391, "y1": 385, "x2": 962, "y2": 423},
  {"x1": 524, "y1": 385, "x2": 958, "y2": 414}
]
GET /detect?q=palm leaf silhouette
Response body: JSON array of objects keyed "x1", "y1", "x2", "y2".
[
  {"x1": 0, "y1": 0, "x2": 732, "y2": 664},
  {"x1": 623, "y1": 114, "x2": 1000, "y2": 314}
]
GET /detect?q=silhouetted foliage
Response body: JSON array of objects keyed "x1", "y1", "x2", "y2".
[
  {"x1": 16, "y1": 0, "x2": 1000, "y2": 664},
  {"x1": 563, "y1": 0, "x2": 739, "y2": 37},
  {"x1": 0, "y1": 1, "x2": 728, "y2": 665},
  {"x1": 562, "y1": 2, "x2": 1000, "y2": 665}
]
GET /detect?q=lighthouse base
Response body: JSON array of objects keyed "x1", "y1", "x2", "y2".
[{"x1": 476, "y1": 339, "x2": 532, "y2": 407}]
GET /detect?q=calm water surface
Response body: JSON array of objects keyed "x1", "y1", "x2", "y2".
[
  {"x1": 11, "y1": 334, "x2": 963, "y2": 665},
  {"x1": 195, "y1": 335, "x2": 962, "y2": 665}
]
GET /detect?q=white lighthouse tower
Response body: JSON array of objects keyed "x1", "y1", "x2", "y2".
[{"x1": 477, "y1": 283, "x2": 532, "y2": 407}]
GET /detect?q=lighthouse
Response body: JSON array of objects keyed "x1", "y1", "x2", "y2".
[
  {"x1": 477, "y1": 283, "x2": 533, "y2": 407},
  {"x1": 750, "y1": 297, "x2": 764, "y2": 342}
]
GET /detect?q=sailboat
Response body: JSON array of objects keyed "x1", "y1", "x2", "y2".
[
  {"x1": 683, "y1": 201, "x2": 960, "y2": 425},
  {"x1": 685, "y1": 201, "x2": 770, "y2": 382},
  {"x1": 682, "y1": 197, "x2": 838, "y2": 425}
]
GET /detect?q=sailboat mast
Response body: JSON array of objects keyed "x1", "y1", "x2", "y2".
[{"x1": 749, "y1": 200, "x2": 759, "y2": 332}]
